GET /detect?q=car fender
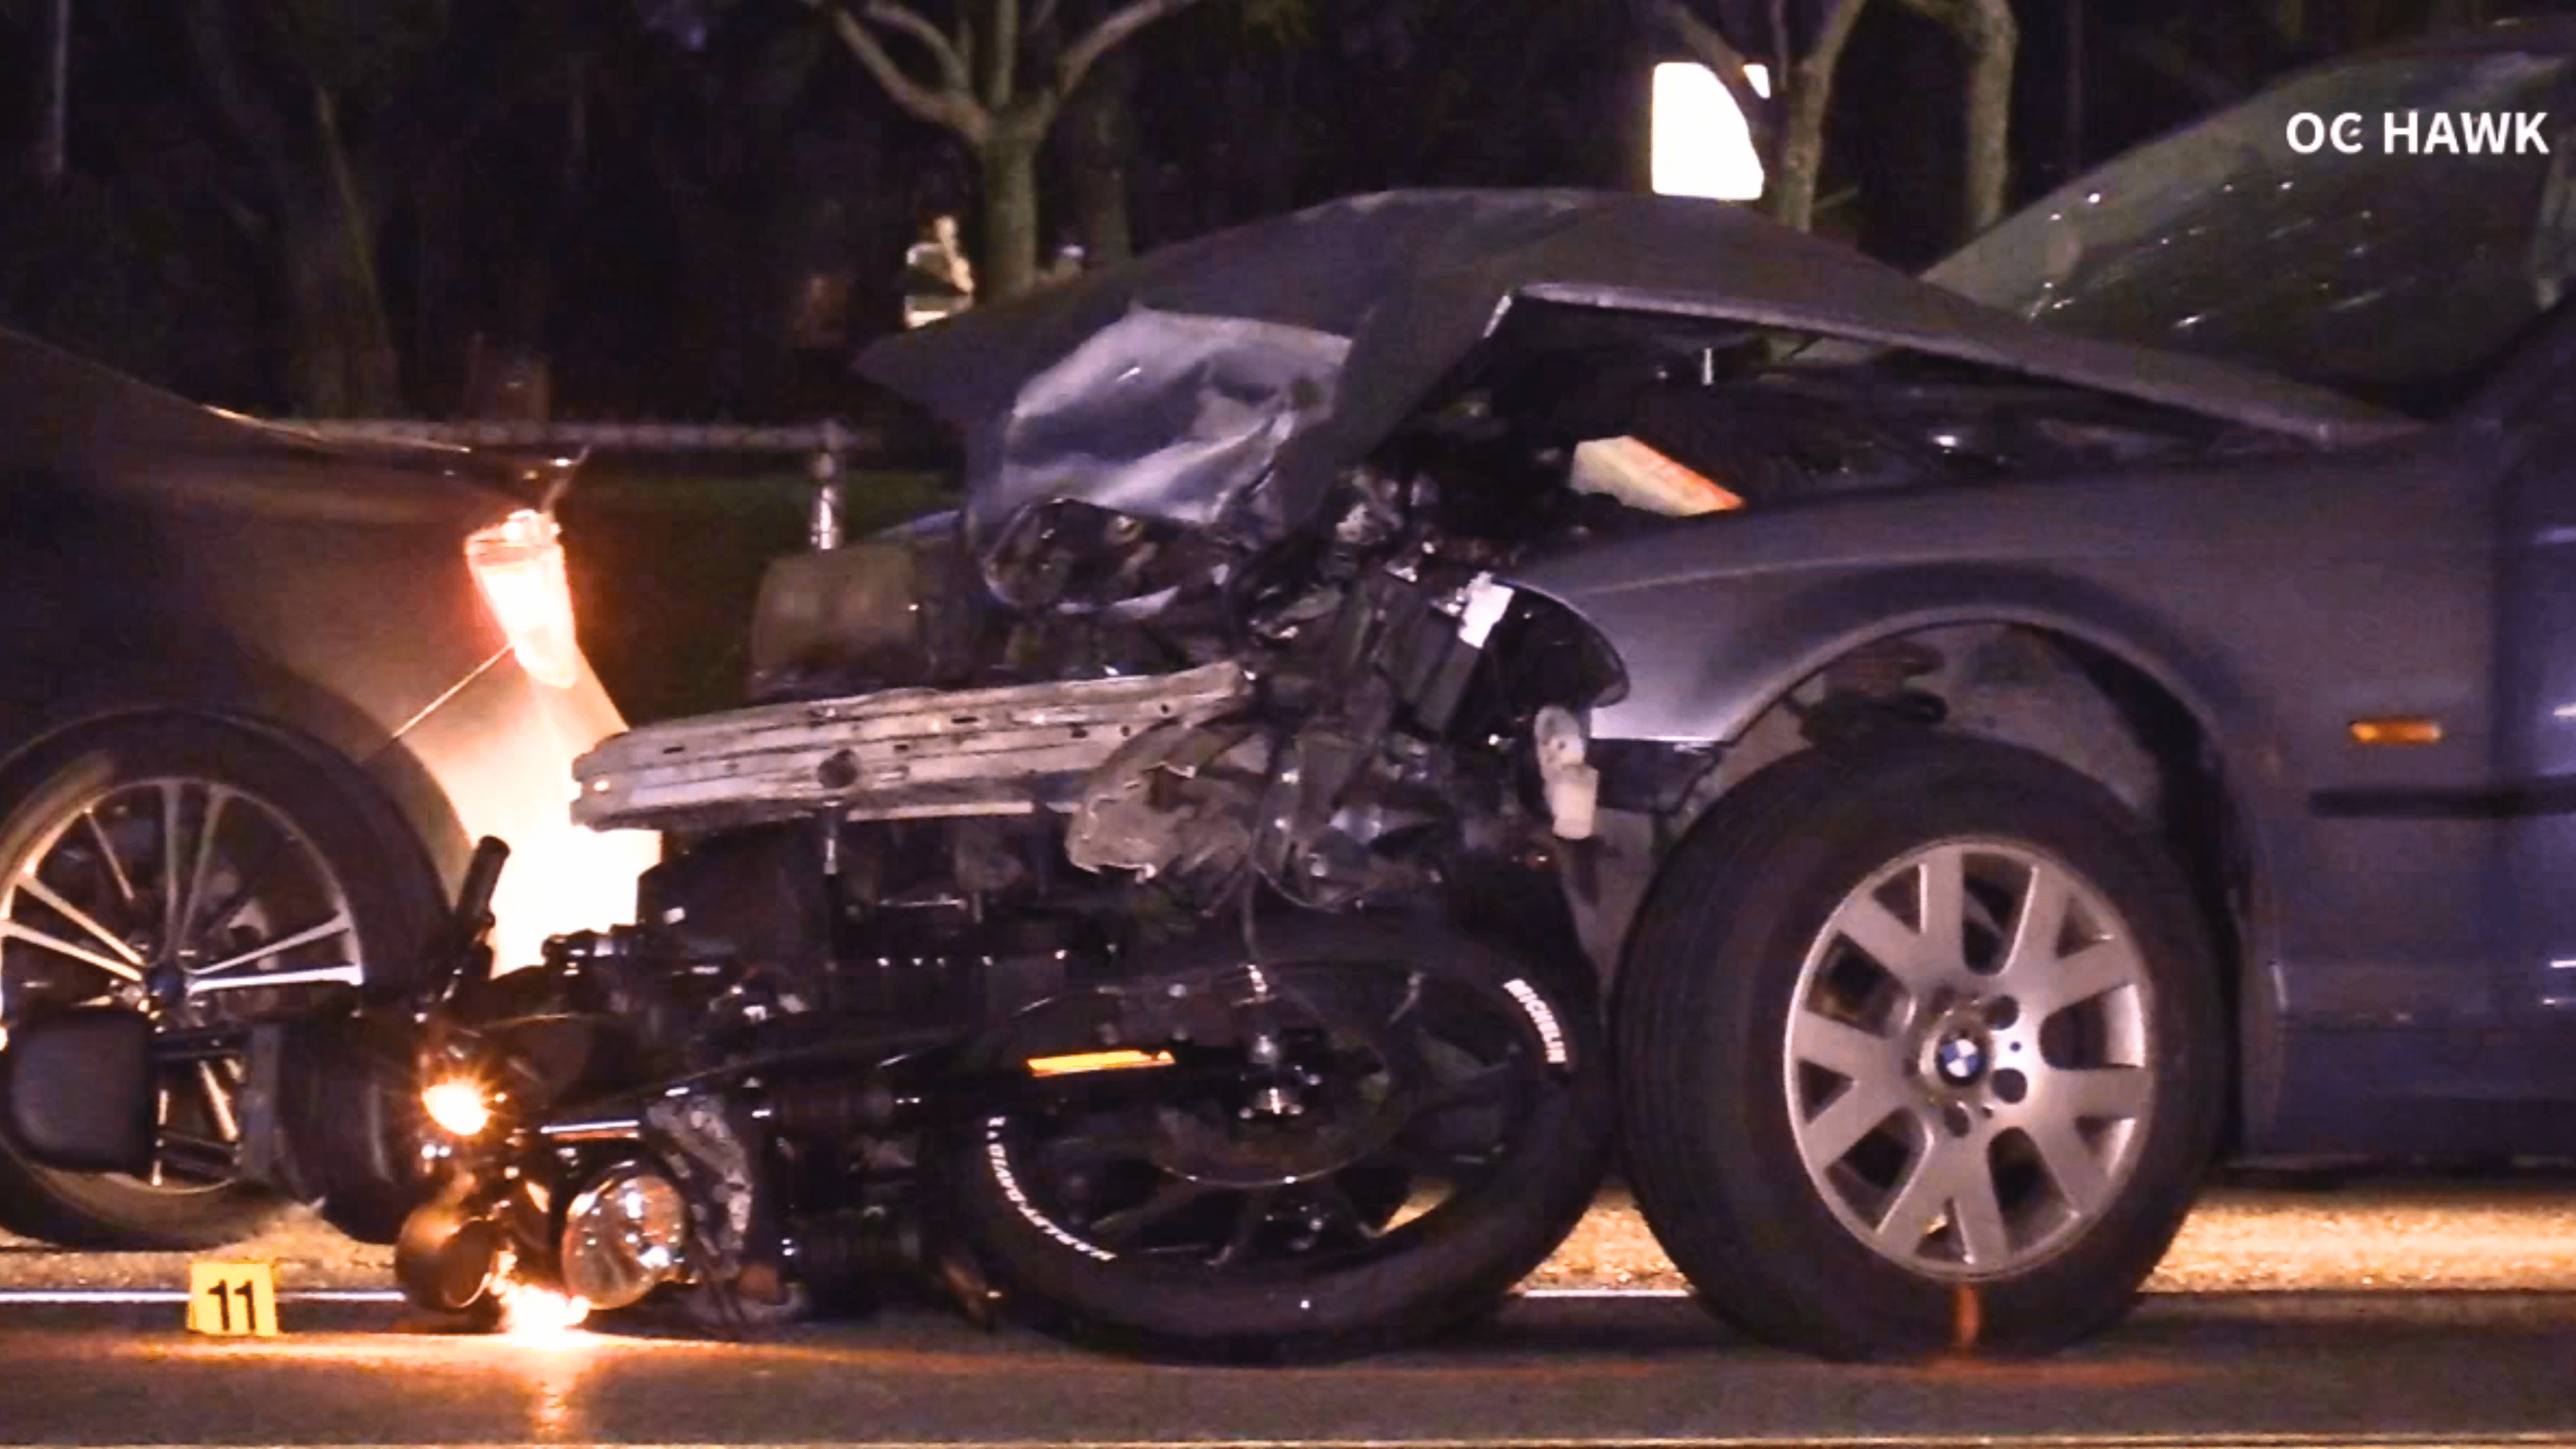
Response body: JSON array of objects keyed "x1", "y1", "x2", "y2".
[
  {"x1": 1519, "y1": 559, "x2": 2275, "y2": 770},
  {"x1": 1518, "y1": 552, "x2": 2306, "y2": 1130}
]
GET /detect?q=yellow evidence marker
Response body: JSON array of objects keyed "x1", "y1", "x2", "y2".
[{"x1": 186, "y1": 1261, "x2": 279, "y2": 1337}]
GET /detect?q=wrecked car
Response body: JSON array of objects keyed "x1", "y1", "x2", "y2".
[{"x1": 12, "y1": 23, "x2": 2576, "y2": 1366}]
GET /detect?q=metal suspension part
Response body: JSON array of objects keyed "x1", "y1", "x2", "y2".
[{"x1": 762, "y1": 1075, "x2": 902, "y2": 1139}]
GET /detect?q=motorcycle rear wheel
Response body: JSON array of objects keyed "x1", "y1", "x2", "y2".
[{"x1": 939, "y1": 918, "x2": 1610, "y2": 1362}]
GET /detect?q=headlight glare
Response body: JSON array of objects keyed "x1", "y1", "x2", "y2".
[{"x1": 422, "y1": 1078, "x2": 493, "y2": 1138}]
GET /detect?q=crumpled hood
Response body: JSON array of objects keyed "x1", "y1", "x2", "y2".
[{"x1": 857, "y1": 189, "x2": 2414, "y2": 551}]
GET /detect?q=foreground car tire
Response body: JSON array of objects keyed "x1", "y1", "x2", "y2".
[
  {"x1": 942, "y1": 921, "x2": 1612, "y2": 1362},
  {"x1": 1615, "y1": 735, "x2": 2224, "y2": 1360},
  {"x1": 0, "y1": 719, "x2": 442, "y2": 1249}
]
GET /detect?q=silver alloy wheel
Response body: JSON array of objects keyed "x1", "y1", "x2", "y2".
[
  {"x1": 1783, "y1": 838, "x2": 2154, "y2": 1280},
  {"x1": 0, "y1": 777, "x2": 366, "y2": 1193}
]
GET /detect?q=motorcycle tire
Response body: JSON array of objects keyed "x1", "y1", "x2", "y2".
[{"x1": 938, "y1": 918, "x2": 1611, "y2": 1362}]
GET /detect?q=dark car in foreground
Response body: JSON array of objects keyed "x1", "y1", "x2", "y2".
[{"x1": 0, "y1": 328, "x2": 656, "y2": 1249}]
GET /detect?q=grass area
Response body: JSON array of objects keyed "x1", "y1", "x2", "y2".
[{"x1": 558, "y1": 466, "x2": 952, "y2": 724}]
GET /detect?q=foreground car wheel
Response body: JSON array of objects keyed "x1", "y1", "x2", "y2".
[
  {"x1": 0, "y1": 720, "x2": 441, "y2": 1249},
  {"x1": 1615, "y1": 736, "x2": 2223, "y2": 1360},
  {"x1": 943, "y1": 922, "x2": 1611, "y2": 1362}
]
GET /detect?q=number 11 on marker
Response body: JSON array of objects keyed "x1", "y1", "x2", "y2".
[{"x1": 186, "y1": 1262, "x2": 279, "y2": 1337}]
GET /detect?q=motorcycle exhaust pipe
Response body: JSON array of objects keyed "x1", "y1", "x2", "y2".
[
  {"x1": 395, "y1": 1159, "x2": 691, "y2": 1320},
  {"x1": 394, "y1": 1180, "x2": 508, "y2": 1314}
]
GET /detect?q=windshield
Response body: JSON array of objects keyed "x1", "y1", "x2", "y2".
[{"x1": 1928, "y1": 43, "x2": 2576, "y2": 412}]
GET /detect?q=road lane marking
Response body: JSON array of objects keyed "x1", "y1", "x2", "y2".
[
  {"x1": 1519, "y1": 1288, "x2": 1694, "y2": 1298},
  {"x1": 35, "y1": 1423, "x2": 2576, "y2": 1433},
  {"x1": 0, "y1": 1289, "x2": 402, "y2": 1303},
  {"x1": 0, "y1": 1287, "x2": 1685, "y2": 1305}
]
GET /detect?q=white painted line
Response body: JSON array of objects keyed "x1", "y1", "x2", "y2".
[
  {"x1": 1519, "y1": 1287, "x2": 1694, "y2": 1299},
  {"x1": 0, "y1": 1287, "x2": 1687, "y2": 1307},
  {"x1": 41, "y1": 1437, "x2": 2576, "y2": 1449},
  {"x1": 0, "y1": 1289, "x2": 403, "y2": 1304}
]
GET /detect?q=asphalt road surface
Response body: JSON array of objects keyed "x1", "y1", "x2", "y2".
[
  {"x1": 14, "y1": 1177, "x2": 2576, "y2": 1294},
  {"x1": 1, "y1": 1179, "x2": 2573, "y2": 1448},
  {"x1": 2, "y1": 1293, "x2": 2573, "y2": 1448}
]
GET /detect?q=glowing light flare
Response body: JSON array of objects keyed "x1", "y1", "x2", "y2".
[
  {"x1": 1025, "y1": 1049, "x2": 1176, "y2": 1077},
  {"x1": 466, "y1": 509, "x2": 583, "y2": 688},
  {"x1": 2348, "y1": 717, "x2": 2444, "y2": 747},
  {"x1": 422, "y1": 1078, "x2": 494, "y2": 1138},
  {"x1": 494, "y1": 1278, "x2": 592, "y2": 1345},
  {"x1": 1651, "y1": 61, "x2": 1770, "y2": 202}
]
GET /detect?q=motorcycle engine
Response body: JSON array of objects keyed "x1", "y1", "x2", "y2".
[{"x1": 540, "y1": 820, "x2": 1101, "y2": 1073}]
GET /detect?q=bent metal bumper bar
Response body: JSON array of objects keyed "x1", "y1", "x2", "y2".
[{"x1": 571, "y1": 661, "x2": 1253, "y2": 834}]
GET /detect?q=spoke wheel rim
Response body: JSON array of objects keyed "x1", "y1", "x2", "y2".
[
  {"x1": 1781, "y1": 838, "x2": 2155, "y2": 1282},
  {"x1": 0, "y1": 776, "x2": 366, "y2": 1197},
  {"x1": 989, "y1": 960, "x2": 1543, "y2": 1274}
]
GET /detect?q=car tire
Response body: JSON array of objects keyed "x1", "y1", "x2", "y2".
[
  {"x1": 940, "y1": 920, "x2": 1613, "y2": 1363},
  {"x1": 1615, "y1": 734, "x2": 2224, "y2": 1360},
  {"x1": 0, "y1": 717, "x2": 445, "y2": 1250}
]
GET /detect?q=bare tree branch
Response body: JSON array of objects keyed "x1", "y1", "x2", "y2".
[
  {"x1": 1059, "y1": 0, "x2": 1208, "y2": 97},
  {"x1": 1948, "y1": 0, "x2": 2016, "y2": 233},
  {"x1": 1888, "y1": 0, "x2": 1975, "y2": 28},
  {"x1": 860, "y1": 0, "x2": 974, "y2": 97},
  {"x1": 1769, "y1": 0, "x2": 1870, "y2": 230},
  {"x1": 988, "y1": 0, "x2": 1023, "y2": 108},
  {"x1": 2114, "y1": 26, "x2": 2243, "y2": 108},
  {"x1": 1647, "y1": 0, "x2": 1776, "y2": 156},
  {"x1": 1887, "y1": 0, "x2": 2015, "y2": 234},
  {"x1": 1766, "y1": 0, "x2": 1790, "y2": 104},
  {"x1": 1030, "y1": 0, "x2": 1063, "y2": 38},
  {"x1": 807, "y1": 0, "x2": 989, "y2": 141}
]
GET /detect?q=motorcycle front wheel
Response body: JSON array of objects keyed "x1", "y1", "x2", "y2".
[{"x1": 938, "y1": 919, "x2": 1611, "y2": 1362}]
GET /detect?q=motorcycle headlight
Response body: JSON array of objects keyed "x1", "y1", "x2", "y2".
[
  {"x1": 559, "y1": 1162, "x2": 689, "y2": 1311},
  {"x1": 422, "y1": 1078, "x2": 493, "y2": 1139},
  {"x1": 466, "y1": 509, "x2": 583, "y2": 688}
]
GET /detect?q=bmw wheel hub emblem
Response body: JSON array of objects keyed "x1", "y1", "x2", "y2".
[{"x1": 1935, "y1": 1034, "x2": 1985, "y2": 1085}]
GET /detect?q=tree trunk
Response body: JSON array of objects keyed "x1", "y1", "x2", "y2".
[
  {"x1": 1062, "y1": 45, "x2": 1137, "y2": 267},
  {"x1": 29, "y1": 0, "x2": 69, "y2": 185},
  {"x1": 305, "y1": 89, "x2": 399, "y2": 413},
  {"x1": 1766, "y1": 0, "x2": 1870, "y2": 233},
  {"x1": 280, "y1": 194, "x2": 397, "y2": 416},
  {"x1": 1956, "y1": 0, "x2": 2016, "y2": 236},
  {"x1": 978, "y1": 129, "x2": 1045, "y2": 299}
]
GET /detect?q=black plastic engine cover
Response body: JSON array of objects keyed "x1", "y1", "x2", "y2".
[
  {"x1": 638, "y1": 824, "x2": 831, "y2": 967},
  {"x1": 1, "y1": 1008, "x2": 153, "y2": 1174}
]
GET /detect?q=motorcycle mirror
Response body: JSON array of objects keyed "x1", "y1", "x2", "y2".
[{"x1": 2, "y1": 1008, "x2": 153, "y2": 1175}]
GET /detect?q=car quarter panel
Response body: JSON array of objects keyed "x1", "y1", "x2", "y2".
[
  {"x1": 0, "y1": 412, "x2": 646, "y2": 961},
  {"x1": 383, "y1": 649, "x2": 658, "y2": 974},
  {"x1": 0, "y1": 443, "x2": 517, "y2": 750}
]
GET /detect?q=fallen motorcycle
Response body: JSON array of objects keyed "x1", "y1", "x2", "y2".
[
  {"x1": 0, "y1": 194, "x2": 1788, "y2": 1359},
  {"x1": 6, "y1": 471, "x2": 1616, "y2": 1357},
  {"x1": 395, "y1": 460, "x2": 1618, "y2": 1356}
]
